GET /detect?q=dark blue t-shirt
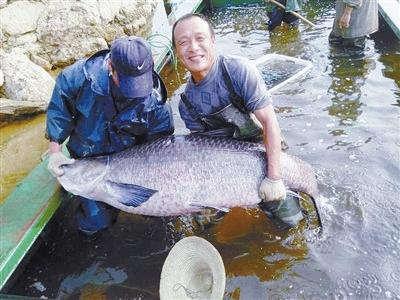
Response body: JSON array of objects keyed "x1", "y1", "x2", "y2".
[{"x1": 179, "y1": 55, "x2": 272, "y2": 132}]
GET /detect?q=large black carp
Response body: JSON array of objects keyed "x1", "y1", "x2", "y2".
[{"x1": 58, "y1": 135, "x2": 319, "y2": 216}]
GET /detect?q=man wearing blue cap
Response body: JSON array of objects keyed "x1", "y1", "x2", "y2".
[{"x1": 46, "y1": 36, "x2": 174, "y2": 234}]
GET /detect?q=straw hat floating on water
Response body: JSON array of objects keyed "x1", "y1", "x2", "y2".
[{"x1": 159, "y1": 236, "x2": 226, "y2": 300}]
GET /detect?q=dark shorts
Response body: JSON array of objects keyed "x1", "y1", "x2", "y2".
[{"x1": 268, "y1": 7, "x2": 299, "y2": 31}]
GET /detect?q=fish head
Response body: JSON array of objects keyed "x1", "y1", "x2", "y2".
[{"x1": 57, "y1": 156, "x2": 109, "y2": 198}]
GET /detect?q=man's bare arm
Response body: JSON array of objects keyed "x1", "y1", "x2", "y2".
[{"x1": 253, "y1": 104, "x2": 282, "y2": 180}]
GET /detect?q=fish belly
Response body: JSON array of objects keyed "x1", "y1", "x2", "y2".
[{"x1": 105, "y1": 146, "x2": 266, "y2": 216}]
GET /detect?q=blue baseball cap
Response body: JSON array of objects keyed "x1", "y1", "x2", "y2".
[{"x1": 110, "y1": 36, "x2": 154, "y2": 98}]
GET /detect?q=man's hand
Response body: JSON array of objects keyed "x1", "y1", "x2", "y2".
[
  {"x1": 47, "y1": 151, "x2": 75, "y2": 177},
  {"x1": 259, "y1": 177, "x2": 287, "y2": 202},
  {"x1": 339, "y1": 5, "x2": 353, "y2": 29}
]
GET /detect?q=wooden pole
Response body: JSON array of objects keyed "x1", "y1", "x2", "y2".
[{"x1": 267, "y1": 0, "x2": 316, "y2": 28}]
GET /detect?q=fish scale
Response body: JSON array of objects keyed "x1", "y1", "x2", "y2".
[{"x1": 59, "y1": 135, "x2": 318, "y2": 216}]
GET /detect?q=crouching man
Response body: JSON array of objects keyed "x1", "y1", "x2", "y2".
[{"x1": 46, "y1": 37, "x2": 174, "y2": 234}]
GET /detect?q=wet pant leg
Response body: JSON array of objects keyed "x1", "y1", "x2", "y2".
[
  {"x1": 329, "y1": 31, "x2": 366, "y2": 55},
  {"x1": 268, "y1": 7, "x2": 285, "y2": 31},
  {"x1": 351, "y1": 36, "x2": 366, "y2": 51},
  {"x1": 75, "y1": 196, "x2": 115, "y2": 234},
  {"x1": 282, "y1": 11, "x2": 299, "y2": 28},
  {"x1": 328, "y1": 31, "x2": 343, "y2": 46}
]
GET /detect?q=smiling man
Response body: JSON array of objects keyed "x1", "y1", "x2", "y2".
[{"x1": 172, "y1": 13, "x2": 303, "y2": 227}]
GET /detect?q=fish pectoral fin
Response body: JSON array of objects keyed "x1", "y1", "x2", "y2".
[{"x1": 106, "y1": 181, "x2": 157, "y2": 207}]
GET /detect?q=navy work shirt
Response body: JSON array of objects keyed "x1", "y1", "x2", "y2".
[
  {"x1": 46, "y1": 50, "x2": 173, "y2": 158},
  {"x1": 179, "y1": 55, "x2": 272, "y2": 133}
]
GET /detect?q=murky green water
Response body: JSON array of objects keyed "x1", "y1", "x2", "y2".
[{"x1": 6, "y1": 1, "x2": 400, "y2": 299}]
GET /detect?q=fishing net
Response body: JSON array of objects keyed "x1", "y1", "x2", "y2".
[{"x1": 254, "y1": 53, "x2": 312, "y2": 92}]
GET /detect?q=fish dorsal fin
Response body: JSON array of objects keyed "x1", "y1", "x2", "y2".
[{"x1": 106, "y1": 181, "x2": 157, "y2": 207}]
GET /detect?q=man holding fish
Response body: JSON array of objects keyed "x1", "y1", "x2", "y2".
[
  {"x1": 172, "y1": 13, "x2": 304, "y2": 227},
  {"x1": 46, "y1": 36, "x2": 174, "y2": 234}
]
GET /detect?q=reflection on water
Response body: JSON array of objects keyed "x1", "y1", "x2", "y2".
[
  {"x1": 58, "y1": 262, "x2": 128, "y2": 297},
  {"x1": 6, "y1": 1, "x2": 400, "y2": 299},
  {"x1": 269, "y1": 26, "x2": 304, "y2": 57},
  {"x1": 380, "y1": 53, "x2": 400, "y2": 105},
  {"x1": 327, "y1": 55, "x2": 376, "y2": 125},
  {"x1": 212, "y1": 208, "x2": 308, "y2": 282}
]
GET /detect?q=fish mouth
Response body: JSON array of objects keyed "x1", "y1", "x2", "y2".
[{"x1": 58, "y1": 156, "x2": 110, "y2": 199}]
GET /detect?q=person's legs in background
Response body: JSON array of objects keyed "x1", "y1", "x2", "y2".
[
  {"x1": 282, "y1": 11, "x2": 299, "y2": 29},
  {"x1": 268, "y1": 6, "x2": 285, "y2": 31},
  {"x1": 329, "y1": 31, "x2": 366, "y2": 57},
  {"x1": 346, "y1": 36, "x2": 366, "y2": 52},
  {"x1": 328, "y1": 31, "x2": 344, "y2": 46}
]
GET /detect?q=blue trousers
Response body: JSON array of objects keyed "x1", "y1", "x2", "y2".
[
  {"x1": 76, "y1": 196, "x2": 114, "y2": 234},
  {"x1": 268, "y1": 5, "x2": 299, "y2": 31}
]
